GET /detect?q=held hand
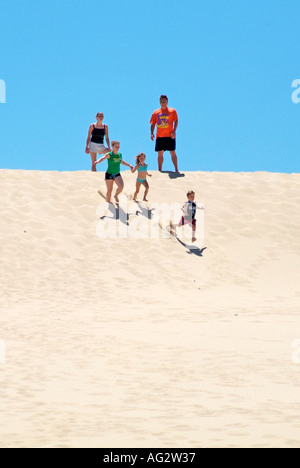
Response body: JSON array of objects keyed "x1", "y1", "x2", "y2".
[
  {"x1": 148, "y1": 174, "x2": 153, "y2": 177},
  {"x1": 85, "y1": 146, "x2": 90, "y2": 154},
  {"x1": 151, "y1": 134, "x2": 155, "y2": 141}
]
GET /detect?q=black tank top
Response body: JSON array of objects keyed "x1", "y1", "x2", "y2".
[{"x1": 91, "y1": 125, "x2": 106, "y2": 144}]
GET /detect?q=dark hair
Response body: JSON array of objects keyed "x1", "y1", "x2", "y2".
[
  {"x1": 160, "y1": 95, "x2": 168, "y2": 101},
  {"x1": 187, "y1": 190, "x2": 195, "y2": 198}
]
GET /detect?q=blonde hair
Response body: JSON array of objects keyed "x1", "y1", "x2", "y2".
[
  {"x1": 135, "y1": 152, "x2": 146, "y2": 165},
  {"x1": 111, "y1": 140, "x2": 120, "y2": 147}
]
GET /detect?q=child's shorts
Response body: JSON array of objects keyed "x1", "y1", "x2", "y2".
[{"x1": 180, "y1": 216, "x2": 196, "y2": 227}]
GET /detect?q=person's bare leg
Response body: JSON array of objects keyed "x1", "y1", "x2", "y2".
[
  {"x1": 99, "y1": 147, "x2": 110, "y2": 156},
  {"x1": 114, "y1": 176, "x2": 124, "y2": 203},
  {"x1": 192, "y1": 223, "x2": 197, "y2": 242},
  {"x1": 158, "y1": 151, "x2": 164, "y2": 172},
  {"x1": 143, "y1": 181, "x2": 149, "y2": 201},
  {"x1": 170, "y1": 150, "x2": 179, "y2": 172},
  {"x1": 90, "y1": 152, "x2": 97, "y2": 172},
  {"x1": 105, "y1": 180, "x2": 114, "y2": 203},
  {"x1": 134, "y1": 181, "x2": 142, "y2": 201}
]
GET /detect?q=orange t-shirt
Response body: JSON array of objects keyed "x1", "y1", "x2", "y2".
[{"x1": 150, "y1": 107, "x2": 178, "y2": 138}]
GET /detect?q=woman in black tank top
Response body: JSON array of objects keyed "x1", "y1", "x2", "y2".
[{"x1": 85, "y1": 112, "x2": 111, "y2": 172}]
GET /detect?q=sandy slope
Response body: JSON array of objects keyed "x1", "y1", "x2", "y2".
[{"x1": 0, "y1": 169, "x2": 300, "y2": 448}]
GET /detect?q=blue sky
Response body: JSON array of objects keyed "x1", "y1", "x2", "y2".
[{"x1": 0, "y1": 0, "x2": 299, "y2": 173}]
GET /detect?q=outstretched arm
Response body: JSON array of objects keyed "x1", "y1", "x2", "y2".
[
  {"x1": 94, "y1": 153, "x2": 110, "y2": 166},
  {"x1": 132, "y1": 164, "x2": 138, "y2": 174},
  {"x1": 181, "y1": 202, "x2": 188, "y2": 216},
  {"x1": 121, "y1": 160, "x2": 134, "y2": 170}
]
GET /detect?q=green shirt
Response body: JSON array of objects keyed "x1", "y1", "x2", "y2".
[{"x1": 107, "y1": 152, "x2": 122, "y2": 175}]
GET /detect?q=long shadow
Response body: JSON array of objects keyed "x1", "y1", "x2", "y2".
[
  {"x1": 161, "y1": 171, "x2": 186, "y2": 179},
  {"x1": 99, "y1": 203, "x2": 129, "y2": 226},
  {"x1": 136, "y1": 202, "x2": 156, "y2": 220},
  {"x1": 176, "y1": 237, "x2": 207, "y2": 257}
]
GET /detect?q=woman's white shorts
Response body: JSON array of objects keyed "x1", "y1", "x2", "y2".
[{"x1": 89, "y1": 142, "x2": 107, "y2": 154}]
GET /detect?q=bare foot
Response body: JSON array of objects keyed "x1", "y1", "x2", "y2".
[
  {"x1": 114, "y1": 194, "x2": 120, "y2": 203},
  {"x1": 192, "y1": 237, "x2": 197, "y2": 243},
  {"x1": 143, "y1": 198, "x2": 148, "y2": 202}
]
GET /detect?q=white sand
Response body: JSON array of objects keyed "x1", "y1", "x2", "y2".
[{"x1": 1, "y1": 169, "x2": 300, "y2": 448}]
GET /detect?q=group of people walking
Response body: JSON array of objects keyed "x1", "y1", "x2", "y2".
[
  {"x1": 85, "y1": 95, "x2": 179, "y2": 203},
  {"x1": 85, "y1": 96, "x2": 203, "y2": 242}
]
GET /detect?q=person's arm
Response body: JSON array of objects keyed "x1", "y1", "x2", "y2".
[
  {"x1": 105, "y1": 125, "x2": 111, "y2": 150},
  {"x1": 85, "y1": 125, "x2": 93, "y2": 153},
  {"x1": 121, "y1": 160, "x2": 134, "y2": 170},
  {"x1": 171, "y1": 119, "x2": 178, "y2": 139},
  {"x1": 94, "y1": 153, "x2": 110, "y2": 166},
  {"x1": 150, "y1": 124, "x2": 156, "y2": 141},
  {"x1": 181, "y1": 202, "x2": 188, "y2": 215},
  {"x1": 147, "y1": 170, "x2": 152, "y2": 177},
  {"x1": 196, "y1": 203, "x2": 205, "y2": 210},
  {"x1": 131, "y1": 164, "x2": 138, "y2": 174}
]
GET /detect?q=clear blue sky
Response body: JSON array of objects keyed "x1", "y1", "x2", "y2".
[{"x1": 0, "y1": 0, "x2": 299, "y2": 173}]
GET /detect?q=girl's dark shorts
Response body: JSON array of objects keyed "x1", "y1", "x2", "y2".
[
  {"x1": 155, "y1": 137, "x2": 176, "y2": 152},
  {"x1": 105, "y1": 172, "x2": 121, "y2": 181}
]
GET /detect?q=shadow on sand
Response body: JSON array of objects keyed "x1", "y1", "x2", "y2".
[
  {"x1": 176, "y1": 237, "x2": 207, "y2": 257},
  {"x1": 161, "y1": 171, "x2": 186, "y2": 180},
  {"x1": 135, "y1": 202, "x2": 156, "y2": 220},
  {"x1": 100, "y1": 202, "x2": 129, "y2": 226}
]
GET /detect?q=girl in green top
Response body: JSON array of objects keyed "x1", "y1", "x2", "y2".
[{"x1": 94, "y1": 141, "x2": 133, "y2": 203}]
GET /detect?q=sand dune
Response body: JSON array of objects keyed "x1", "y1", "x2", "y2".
[{"x1": 1, "y1": 169, "x2": 300, "y2": 448}]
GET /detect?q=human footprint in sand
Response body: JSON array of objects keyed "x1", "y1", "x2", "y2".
[
  {"x1": 94, "y1": 141, "x2": 133, "y2": 203},
  {"x1": 175, "y1": 190, "x2": 205, "y2": 242},
  {"x1": 131, "y1": 153, "x2": 152, "y2": 202}
]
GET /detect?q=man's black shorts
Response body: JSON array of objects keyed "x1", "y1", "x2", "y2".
[{"x1": 155, "y1": 137, "x2": 176, "y2": 152}]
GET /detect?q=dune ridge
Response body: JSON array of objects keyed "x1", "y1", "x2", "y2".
[{"x1": 1, "y1": 169, "x2": 300, "y2": 448}]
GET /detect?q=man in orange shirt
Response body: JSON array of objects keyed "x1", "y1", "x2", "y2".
[{"x1": 150, "y1": 95, "x2": 179, "y2": 172}]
